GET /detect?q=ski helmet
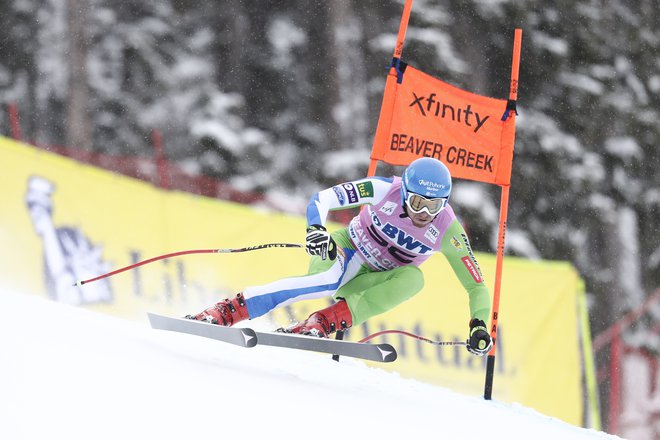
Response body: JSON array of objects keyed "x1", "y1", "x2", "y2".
[{"x1": 401, "y1": 158, "x2": 452, "y2": 211}]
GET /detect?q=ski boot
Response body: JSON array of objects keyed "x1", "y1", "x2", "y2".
[
  {"x1": 281, "y1": 299, "x2": 353, "y2": 338},
  {"x1": 185, "y1": 293, "x2": 249, "y2": 326}
]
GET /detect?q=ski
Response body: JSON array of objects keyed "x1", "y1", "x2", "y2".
[
  {"x1": 147, "y1": 313, "x2": 257, "y2": 347},
  {"x1": 254, "y1": 330, "x2": 397, "y2": 363},
  {"x1": 147, "y1": 313, "x2": 397, "y2": 363}
]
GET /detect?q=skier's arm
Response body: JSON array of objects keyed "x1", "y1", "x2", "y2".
[
  {"x1": 440, "y1": 220, "x2": 491, "y2": 324},
  {"x1": 306, "y1": 177, "x2": 394, "y2": 227}
]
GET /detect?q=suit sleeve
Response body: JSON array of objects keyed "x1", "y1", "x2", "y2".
[
  {"x1": 306, "y1": 177, "x2": 394, "y2": 227},
  {"x1": 440, "y1": 220, "x2": 491, "y2": 324}
]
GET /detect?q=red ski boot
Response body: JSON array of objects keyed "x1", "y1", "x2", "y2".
[
  {"x1": 185, "y1": 293, "x2": 249, "y2": 326},
  {"x1": 283, "y1": 299, "x2": 353, "y2": 338}
]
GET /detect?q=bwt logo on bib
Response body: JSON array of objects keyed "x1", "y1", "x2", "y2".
[{"x1": 371, "y1": 212, "x2": 432, "y2": 254}]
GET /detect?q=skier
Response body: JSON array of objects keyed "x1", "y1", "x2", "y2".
[{"x1": 186, "y1": 157, "x2": 493, "y2": 356}]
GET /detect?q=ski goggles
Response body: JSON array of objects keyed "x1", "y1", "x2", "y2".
[{"x1": 405, "y1": 192, "x2": 448, "y2": 216}]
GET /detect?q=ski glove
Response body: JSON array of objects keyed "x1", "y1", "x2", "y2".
[
  {"x1": 305, "y1": 224, "x2": 337, "y2": 261},
  {"x1": 466, "y1": 319, "x2": 493, "y2": 356}
]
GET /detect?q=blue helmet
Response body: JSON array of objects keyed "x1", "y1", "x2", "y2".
[{"x1": 401, "y1": 157, "x2": 452, "y2": 202}]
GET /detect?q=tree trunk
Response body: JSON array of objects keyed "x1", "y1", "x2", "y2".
[
  {"x1": 66, "y1": 0, "x2": 93, "y2": 153},
  {"x1": 328, "y1": 0, "x2": 369, "y2": 154}
]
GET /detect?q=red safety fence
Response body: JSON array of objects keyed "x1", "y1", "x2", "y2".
[
  {"x1": 3, "y1": 103, "x2": 356, "y2": 224},
  {"x1": 593, "y1": 288, "x2": 660, "y2": 438}
]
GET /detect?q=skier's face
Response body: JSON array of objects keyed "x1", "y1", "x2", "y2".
[{"x1": 409, "y1": 210, "x2": 435, "y2": 228}]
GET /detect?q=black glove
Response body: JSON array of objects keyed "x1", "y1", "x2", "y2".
[
  {"x1": 305, "y1": 224, "x2": 337, "y2": 261},
  {"x1": 466, "y1": 319, "x2": 493, "y2": 356}
]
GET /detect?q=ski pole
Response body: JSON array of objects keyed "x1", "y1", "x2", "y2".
[
  {"x1": 359, "y1": 329, "x2": 467, "y2": 346},
  {"x1": 73, "y1": 243, "x2": 302, "y2": 286}
]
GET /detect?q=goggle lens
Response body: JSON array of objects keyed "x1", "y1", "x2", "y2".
[{"x1": 406, "y1": 193, "x2": 448, "y2": 215}]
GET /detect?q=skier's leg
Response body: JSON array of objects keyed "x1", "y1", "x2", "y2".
[
  {"x1": 285, "y1": 265, "x2": 423, "y2": 336},
  {"x1": 335, "y1": 265, "x2": 425, "y2": 326},
  {"x1": 186, "y1": 229, "x2": 360, "y2": 325},
  {"x1": 242, "y1": 249, "x2": 359, "y2": 319}
]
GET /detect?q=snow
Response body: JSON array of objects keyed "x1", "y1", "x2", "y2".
[
  {"x1": 262, "y1": 188, "x2": 309, "y2": 215},
  {"x1": 604, "y1": 137, "x2": 643, "y2": 161},
  {"x1": 0, "y1": 289, "x2": 621, "y2": 440},
  {"x1": 588, "y1": 193, "x2": 617, "y2": 219},
  {"x1": 35, "y1": 0, "x2": 69, "y2": 103},
  {"x1": 532, "y1": 31, "x2": 569, "y2": 56},
  {"x1": 649, "y1": 75, "x2": 660, "y2": 93},
  {"x1": 617, "y1": 206, "x2": 644, "y2": 309},
  {"x1": 268, "y1": 17, "x2": 307, "y2": 68},
  {"x1": 650, "y1": 246, "x2": 660, "y2": 271},
  {"x1": 619, "y1": 352, "x2": 660, "y2": 440},
  {"x1": 503, "y1": 229, "x2": 541, "y2": 259},
  {"x1": 323, "y1": 149, "x2": 372, "y2": 179},
  {"x1": 566, "y1": 152, "x2": 605, "y2": 185},
  {"x1": 191, "y1": 119, "x2": 243, "y2": 153},
  {"x1": 559, "y1": 72, "x2": 605, "y2": 95},
  {"x1": 517, "y1": 110, "x2": 583, "y2": 156},
  {"x1": 452, "y1": 183, "x2": 499, "y2": 223},
  {"x1": 408, "y1": 28, "x2": 468, "y2": 73}
]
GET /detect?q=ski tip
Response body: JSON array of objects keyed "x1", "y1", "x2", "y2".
[
  {"x1": 240, "y1": 328, "x2": 258, "y2": 347},
  {"x1": 376, "y1": 344, "x2": 398, "y2": 362},
  {"x1": 146, "y1": 312, "x2": 259, "y2": 348},
  {"x1": 146, "y1": 312, "x2": 158, "y2": 326}
]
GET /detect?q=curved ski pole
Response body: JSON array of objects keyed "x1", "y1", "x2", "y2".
[
  {"x1": 73, "y1": 243, "x2": 302, "y2": 286},
  {"x1": 359, "y1": 329, "x2": 467, "y2": 346}
]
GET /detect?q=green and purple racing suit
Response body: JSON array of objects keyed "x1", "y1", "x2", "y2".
[{"x1": 243, "y1": 176, "x2": 490, "y2": 326}]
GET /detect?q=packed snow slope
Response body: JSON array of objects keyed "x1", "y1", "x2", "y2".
[{"x1": 0, "y1": 289, "x2": 620, "y2": 440}]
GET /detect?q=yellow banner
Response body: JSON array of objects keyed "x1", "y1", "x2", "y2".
[
  {"x1": 0, "y1": 137, "x2": 304, "y2": 320},
  {"x1": 269, "y1": 257, "x2": 585, "y2": 426},
  {"x1": 0, "y1": 137, "x2": 587, "y2": 426}
]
